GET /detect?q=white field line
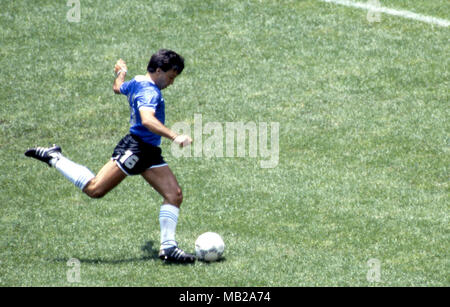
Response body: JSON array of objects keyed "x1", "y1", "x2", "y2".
[{"x1": 320, "y1": 0, "x2": 450, "y2": 27}]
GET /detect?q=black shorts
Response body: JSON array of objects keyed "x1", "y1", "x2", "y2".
[{"x1": 112, "y1": 134, "x2": 167, "y2": 175}]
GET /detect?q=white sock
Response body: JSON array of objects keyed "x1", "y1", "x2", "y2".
[
  {"x1": 54, "y1": 156, "x2": 95, "y2": 190},
  {"x1": 159, "y1": 204, "x2": 180, "y2": 249}
]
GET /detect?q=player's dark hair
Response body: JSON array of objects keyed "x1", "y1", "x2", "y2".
[{"x1": 147, "y1": 49, "x2": 184, "y2": 74}]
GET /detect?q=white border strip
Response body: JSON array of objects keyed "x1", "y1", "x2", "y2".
[{"x1": 320, "y1": 0, "x2": 450, "y2": 27}]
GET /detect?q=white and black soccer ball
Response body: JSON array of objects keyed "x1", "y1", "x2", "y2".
[{"x1": 195, "y1": 232, "x2": 225, "y2": 262}]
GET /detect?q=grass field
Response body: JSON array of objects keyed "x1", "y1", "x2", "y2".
[{"x1": 1, "y1": 0, "x2": 449, "y2": 286}]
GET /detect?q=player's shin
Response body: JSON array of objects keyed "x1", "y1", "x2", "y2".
[
  {"x1": 54, "y1": 156, "x2": 95, "y2": 190},
  {"x1": 159, "y1": 204, "x2": 179, "y2": 249}
]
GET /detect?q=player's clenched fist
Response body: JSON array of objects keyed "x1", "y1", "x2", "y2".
[{"x1": 114, "y1": 59, "x2": 128, "y2": 76}]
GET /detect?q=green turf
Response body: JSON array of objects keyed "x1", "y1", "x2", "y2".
[
  {"x1": 380, "y1": 0, "x2": 450, "y2": 19},
  {"x1": 0, "y1": 0, "x2": 448, "y2": 286}
]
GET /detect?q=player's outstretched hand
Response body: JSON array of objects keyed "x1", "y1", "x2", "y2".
[
  {"x1": 173, "y1": 135, "x2": 192, "y2": 147},
  {"x1": 115, "y1": 59, "x2": 127, "y2": 76}
]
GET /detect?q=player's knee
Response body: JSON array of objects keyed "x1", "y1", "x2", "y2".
[
  {"x1": 176, "y1": 189, "x2": 183, "y2": 206},
  {"x1": 88, "y1": 189, "x2": 106, "y2": 199},
  {"x1": 84, "y1": 188, "x2": 106, "y2": 199},
  {"x1": 166, "y1": 187, "x2": 183, "y2": 206},
  {"x1": 83, "y1": 181, "x2": 107, "y2": 199}
]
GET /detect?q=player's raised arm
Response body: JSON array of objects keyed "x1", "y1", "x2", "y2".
[{"x1": 113, "y1": 59, "x2": 127, "y2": 94}]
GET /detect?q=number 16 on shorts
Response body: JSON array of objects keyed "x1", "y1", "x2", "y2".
[{"x1": 120, "y1": 150, "x2": 140, "y2": 169}]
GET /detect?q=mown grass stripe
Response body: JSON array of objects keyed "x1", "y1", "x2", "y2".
[{"x1": 320, "y1": 0, "x2": 450, "y2": 27}]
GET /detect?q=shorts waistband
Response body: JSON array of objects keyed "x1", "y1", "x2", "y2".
[{"x1": 129, "y1": 133, "x2": 160, "y2": 149}]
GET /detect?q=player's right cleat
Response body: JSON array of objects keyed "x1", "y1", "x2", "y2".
[
  {"x1": 159, "y1": 246, "x2": 196, "y2": 264},
  {"x1": 24, "y1": 145, "x2": 62, "y2": 167}
]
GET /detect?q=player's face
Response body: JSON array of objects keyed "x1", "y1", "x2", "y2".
[{"x1": 155, "y1": 68, "x2": 178, "y2": 90}]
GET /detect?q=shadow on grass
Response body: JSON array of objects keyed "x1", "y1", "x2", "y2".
[
  {"x1": 52, "y1": 241, "x2": 159, "y2": 265},
  {"x1": 52, "y1": 241, "x2": 207, "y2": 265},
  {"x1": 197, "y1": 257, "x2": 227, "y2": 265}
]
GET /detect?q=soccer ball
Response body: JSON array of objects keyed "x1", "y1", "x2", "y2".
[{"x1": 195, "y1": 232, "x2": 225, "y2": 262}]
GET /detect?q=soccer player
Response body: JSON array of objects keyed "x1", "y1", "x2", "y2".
[{"x1": 25, "y1": 49, "x2": 196, "y2": 263}]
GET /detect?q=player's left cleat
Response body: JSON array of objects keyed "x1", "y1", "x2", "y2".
[
  {"x1": 159, "y1": 246, "x2": 196, "y2": 264},
  {"x1": 24, "y1": 145, "x2": 62, "y2": 167}
]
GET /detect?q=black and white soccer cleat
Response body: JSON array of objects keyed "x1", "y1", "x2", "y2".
[
  {"x1": 159, "y1": 246, "x2": 196, "y2": 264},
  {"x1": 24, "y1": 145, "x2": 62, "y2": 167}
]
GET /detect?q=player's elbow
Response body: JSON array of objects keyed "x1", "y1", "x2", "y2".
[
  {"x1": 140, "y1": 109, "x2": 158, "y2": 132},
  {"x1": 113, "y1": 85, "x2": 121, "y2": 94},
  {"x1": 141, "y1": 118, "x2": 157, "y2": 130},
  {"x1": 141, "y1": 118, "x2": 151, "y2": 128}
]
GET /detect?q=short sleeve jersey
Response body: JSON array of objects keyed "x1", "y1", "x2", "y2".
[{"x1": 120, "y1": 75, "x2": 165, "y2": 146}]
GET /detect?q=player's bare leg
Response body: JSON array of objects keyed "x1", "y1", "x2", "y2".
[
  {"x1": 141, "y1": 165, "x2": 183, "y2": 207},
  {"x1": 141, "y1": 165, "x2": 195, "y2": 263},
  {"x1": 25, "y1": 145, "x2": 126, "y2": 199},
  {"x1": 83, "y1": 160, "x2": 127, "y2": 198}
]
